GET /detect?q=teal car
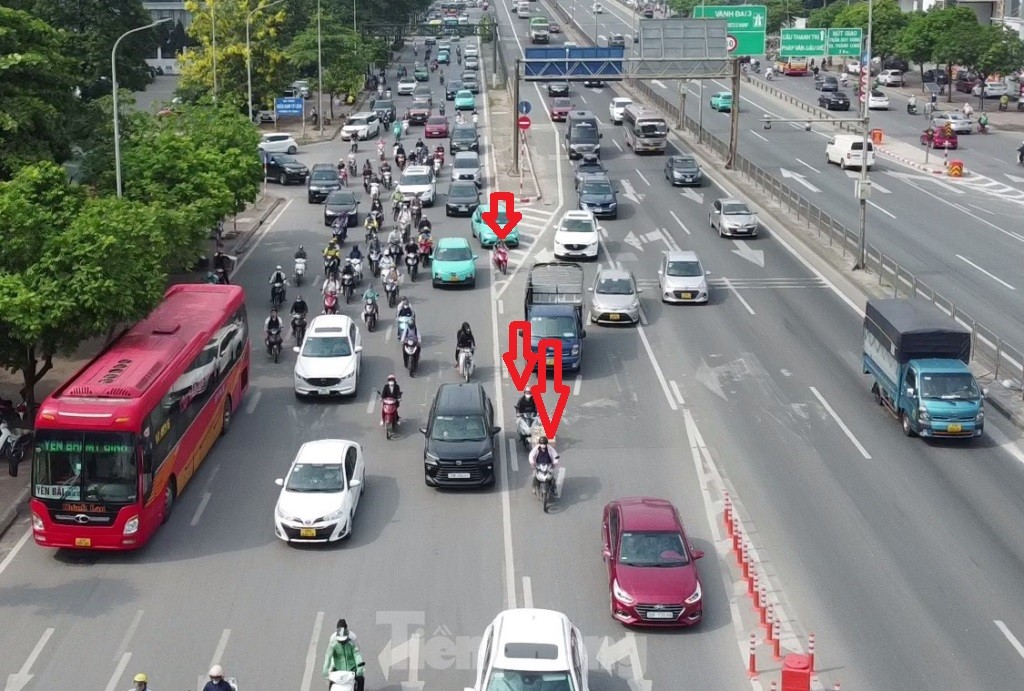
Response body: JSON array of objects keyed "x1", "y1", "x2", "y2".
[
  {"x1": 414, "y1": 65, "x2": 429, "y2": 82},
  {"x1": 710, "y1": 91, "x2": 734, "y2": 112},
  {"x1": 471, "y1": 204, "x2": 521, "y2": 247},
  {"x1": 454, "y1": 89, "x2": 476, "y2": 111},
  {"x1": 432, "y1": 237, "x2": 479, "y2": 287},
  {"x1": 438, "y1": 50, "x2": 450, "y2": 64}
]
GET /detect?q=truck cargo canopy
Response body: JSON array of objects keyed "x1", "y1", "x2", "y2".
[{"x1": 864, "y1": 299, "x2": 971, "y2": 364}]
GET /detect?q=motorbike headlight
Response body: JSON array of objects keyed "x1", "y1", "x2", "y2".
[
  {"x1": 123, "y1": 515, "x2": 140, "y2": 536},
  {"x1": 613, "y1": 579, "x2": 636, "y2": 605},
  {"x1": 684, "y1": 582, "x2": 702, "y2": 604}
]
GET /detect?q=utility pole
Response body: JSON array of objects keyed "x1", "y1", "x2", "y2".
[
  {"x1": 726, "y1": 59, "x2": 740, "y2": 169},
  {"x1": 512, "y1": 59, "x2": 521, "y2": 175},
  {"x1": 317, "y1": 0, "x2": 324, "y2": 135},
  {"x1": 211, "y1": 0, "x2": 218, "y2": 101},
  {"x1": 853, "y1": 0, "x2": 873, "y2": 271}
]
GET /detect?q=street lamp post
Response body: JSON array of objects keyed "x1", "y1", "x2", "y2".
[
  {"x1": 352, "y1": 0, "x2": 357, "y2": 31},
  {"x1": 318, "y1": 0, "x2": 324, "y2": 135},
  {"x1": 211, "y1": 1, "x2": 218, "y2": 101},
  {"x1": 853, "y1": 0, "x2": 873, "y2": 271},
  {"x1": 112, "y1": 18, "x2": 172, "y2": 198},
  {"x1": 247, "y1": 0, "x2": 286, "y2": 124}
]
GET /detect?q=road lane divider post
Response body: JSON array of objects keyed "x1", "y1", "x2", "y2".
[
  {"x1": 732, "y1": 516, "x2": 742, "y2": 553},
  {"x1": 764, "y1": 602, "x2": 774, "y2": 633},
  {"x1": 771, "y1": 617, "x2": 782, "y2": 659},
  {"x1": 740, "y1": 537, "x2": 749, "y2": 571},
  {"x1": 748, "y1": 633, "x2": 758, "y2": 678},
  {"x1": 752, "y1": 575, "x2": 762, "y2": 608},
  {"x1": 758, "y1": 586, "x2": 768, "y2": 627},
  {"x1": 723, "y1": 490, "x2": 733, "y2": 532},
  {"x1": 807, "y1": 632, "x2": 816, "y2": 671}
]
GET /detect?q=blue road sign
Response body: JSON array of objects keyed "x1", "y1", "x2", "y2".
[
  {"x1": 275, "y1": 97, "x2": 304, "y2": 116},
  {"x1": 523, "y1": 47, "x2": 625, "y2": 80},
  {"x1": 518, "y1": 100, "x2": 532, "y2": 115}
]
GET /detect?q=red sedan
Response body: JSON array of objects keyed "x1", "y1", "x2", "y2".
[
  {"x1": 602, "y1": 497, "x2": 705, "y2": 627},
  {"x1": 549, "y1": 97, "x2": 574, "y2": 122},
  {"x1": 425, "y1": 115, "x2": 450, "y2": 138},
  {"x1": 922, "y1": 129, "x2": 958, "y2": 149}
]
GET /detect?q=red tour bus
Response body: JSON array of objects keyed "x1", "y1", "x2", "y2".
[{"x1": 30, "y1": 284, "x2": 250, "y2": 550}]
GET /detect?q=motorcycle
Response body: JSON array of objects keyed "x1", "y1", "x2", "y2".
[
  {"x1": 267, "y1": 328, "x2": 283, "y2": 363},
  {"x1": 294, "y1": 257, "x2": 306, "y2": 285},
  {"x1": 377, "y1": 140, "x2": 386, "y2": 161},
  {"x1": 377, "y1": 391, "x2": 400, "y2": 439},
  {"x1": 457, "y1": 346, "x2": 475, "y2": 382},
  {"x1": 324, "y1": 292, "x2": 339, "y2": 315},
  {"x1": 387, "y1": 241, "x2": 404, "y2": 264},
  {"x1": 324, "y1": 255, "x2": 340, "y2": 280},
  {"x1": 418, "y1": 237, "x2": 433, "y2": 267},
  {"x1": 396, "y1": 314, "x2": 414, "y2": 341},
  {"x1": 271, "y1": 281, "x2": 286, "y2": 308},
  {"x1": 2, "y1": 420, "x2": 32, "y2": 478},
  {"x1": 493, "y1": 245, "x2": 508, "y2": 275},
  {"x1": 410, "y1": 205, "x2": 423, "y2": 229},
  {"x1": 534, "y1": 462, "x2": 557, "y2": 513},
  {"x1": 368, "y1": 247, "x2": 382, "y2": 276},
  {"x1": 347, "y1": 158, "x2": 357, "y2": 178},
  {"x1": 404, "y1": 252, "x2": 419, "y2": 280},
  {"x1": 0, "y1": 396, "x2": 27, "y2": 424},
  {"x1": 977, "y1": 120, "x2": 989, "y2": 134},
  {"x1": 403, "y1": 339, "x2": 421, "y2": 377},
  {"x1": 362, "y1": 298, "x2": 378, "y2": 332},
  {"x1": 382, "y1": 169, "x2": 393, "y2": 189},
  {"x1": 516, "y1": 413, "x2": 538, "y2": 450},
  {"x1": 362, "y1": 172, "x2": 372, "y2": 193},
  {"x1": 384, "y1": 278, "x2": 399, "y2": 308},
  {"x1": 328, "y1": 670, "x2": 357, "y2": 691},
  {"x1": 1018, "y1": 150, "x2": 1024, "y2": 166},
  {"x1": 332, "y1": 214, "x2": 350, "y2": 243},
  {"x1": 907, "y1": 102, "x2": 918, "y2": 115},
  {"x1": 341, "y1": 272, "x2": 355, "y2": 303},
  {"x1": 347, "y1": 257, "x2": 363, "y2": 284},
  {"x1": 432, "y1": 156, "x2": 441, "y2": 176}
]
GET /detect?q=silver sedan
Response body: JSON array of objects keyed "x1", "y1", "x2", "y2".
[{"x1": 589, "y1": 268, "x2": 641, "y2": 324}]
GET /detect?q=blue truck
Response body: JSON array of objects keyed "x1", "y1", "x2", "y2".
[
  {"x1": 525, "y1": 262, "x2": 586, "y2": 372},
  {"x1": 863, "y1": 298, "x2": 984, "y2": 439}
]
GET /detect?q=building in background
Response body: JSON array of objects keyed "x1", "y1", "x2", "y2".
[{"x1": 143, "y1": 0, "x2": 193, "y2": 73}]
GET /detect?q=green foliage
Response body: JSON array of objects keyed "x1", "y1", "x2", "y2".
[
  {"x1": 831, "y1": 0, "x2": 908, "y2": 58},
  {"x1": 287, "y1": 13, "x2": 379, "y2": 103},
  {"x1": 807, "y1": 0, "x2": 845, "y2": 29},
  {"x1": 478, "y1": 14, "x2": 493, "y2": 44},
  {"x1": 0, "y1": 163, "x2": 167, "y2": 408},
  {"x1": 765, "y1": 0, "x2": 806, "y2": 35},
  {"x1": 976, "y1": 26, "x2": 1024, "y2": 79},
  {"x1": 0, "y1": 6, "x2": 79, "y2": 180},
  {"x1": 895, "y1": 11, "x2": 931, "y2": 68}
]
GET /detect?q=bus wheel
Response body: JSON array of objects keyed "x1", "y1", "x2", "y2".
[
  {"x1": 221, "y1": 396, "x2": 232, "y2": 436},
  {"x1": 162, "y1": 481, "x2": 176, "y2": 524}
]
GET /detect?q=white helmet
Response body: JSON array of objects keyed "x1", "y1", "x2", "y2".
[
  {"x1": 276, "y1": 265, "x2": 282, "y2": 271},
  {"x1": 209, "y1": 664, "x2": 224, "y2": 677}
]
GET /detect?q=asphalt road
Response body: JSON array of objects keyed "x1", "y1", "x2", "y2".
[
  {"x1": 3, "y1": 6, "x2": 1024, "y2": 691},
  {"x1": 542, "y1": 0, "x2": 1024, "y2": 350}
]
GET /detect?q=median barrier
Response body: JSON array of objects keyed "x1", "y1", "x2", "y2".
[
  {"x1": 870, "y1": 128, "x2": 883, "y2": 145},
  {"x1": 780, "y1": 654, "x2": 813, "y2": 691},
  {"x1": 948, "y1": 159, "x2": 964, "y2": 177}
]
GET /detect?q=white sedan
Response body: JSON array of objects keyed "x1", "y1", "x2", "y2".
[
  {"x1": 593, "y1": 2, "x2": 604, "y2": 11},
  {"x1": 293, "y1": 315, "x2": 362, "y2": 398},
  {"x1": 554, "y1": 210, "x2": 601, "y2": 260},
  {"x1": 274, "y1": 439, "x2": 365, "y2": 543},
  {"x1": 868, "y1": 90, "x2": 890, "y2": 110},
  {"x1": 397, "y1": 77, "x2": 417, "y2": 95},
  {"x1": 609, "y1": 97, "x2": 633, "y2": 124}
]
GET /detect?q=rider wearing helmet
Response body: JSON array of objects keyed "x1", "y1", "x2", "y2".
[
  {"x1": 528, "y1": 436, "x2": 560, "y2": 495},
  {"x1": 130, "y1": 672, "x2": 151, "y2": 691},
  {"x1": 515, "y1": 389, "x2": 538, "y2": 416},
  {"x1": 455, "y1": 322, "x2": 475, "y2": 367},
  {"x1": 380, "y1": 374, "x2": 403, "y2": 426},
  {"x1": 202, "y1": 665, "x2": 234, "y2": 691},
  {"x1": 322, "y1": 621, "x2": 365, "y2": 691},
  {"x1": 396, "y1": 297, "x2": 414, "y2": 319}
]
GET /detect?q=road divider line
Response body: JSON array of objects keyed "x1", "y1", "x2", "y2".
[
  {"x1": 113, "y1": 611, "x2": 145, "y2": 662},
  {"x1": 721, "y1": 277, "x2": 756, "y2": 315},
  {"x1": 0, "y1": 528, "x2": 31, "y2": 580},
  {"x1": 573, "y1": 373, "x2": 582, "y2": 396},
  {"x1": 867, "y1": 200, "x2": 896, "y2": 219},
  {"x1": 522, "y1": 576, "x2": 534, "y2": 608},
  {"x1": 191, "y1": 492, "x2": 212, "y2": 527},
  {"x1": 498, "y1": 299, "x2": 505, "y2": 314},
  {"x1": 955, "y1": 254, "x2": 1016, "y2": 290},
  {"x1": 365, "y1": 395, "x2": 375, "y2": 415},
  {"x1": 385, "y1": 325, "x2": 393, "y2": 343},
  {"x1": 809, "y1": 386, "x2": 872, "y2": 459},
  {"x1": 639, "y1": 305, "x2": 649, "y2": 326},
  {"x1": 667, "y1": 212, "x2": 692, "y2": 237},
  {"x1": 636, "y1": 325, "x2": 678, "y2": 411},
  {"x1": 995, "y1": 620, "x2": 1024, "y2": 660},
  {"x1": 635, "y1": 170, "x2": 651, "y2": 186},
  {"x1": 104, "y1": 652, "x2": 133, "y2": 691},
  {"x1": 669, "y1": 380, "x2": 685, "y2": 406},
  {"x1": 301, "y1": 611, "x2": 325, "y2": 691},
  {"x1": 613, "y1": 139, "x2": 623, "y2": 151},
  {"x1": 244, "y1": 390, "x2": 262, "y2": 415},
  {"x1": 233, "y1": 198, "x2": 293, "y2": 275},
  {"x1": 748, "y1": 128, "x2": 769, "y2": 143},
  {"x1": 507, "y1": 437, "x2": 520, "y2": 472}
]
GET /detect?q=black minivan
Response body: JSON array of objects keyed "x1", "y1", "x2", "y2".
[{"x1": 421, "y1": 383, "x2": 501, "y2": 488}]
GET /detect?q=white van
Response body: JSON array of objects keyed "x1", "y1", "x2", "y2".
[
  {"x1": 825, "y1": 134, "x2": 874, "y2": 171},
  {"x1": 517, "y1": 2, "x2": 531, "y2": 17}
]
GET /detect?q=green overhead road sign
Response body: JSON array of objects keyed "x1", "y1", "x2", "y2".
[
  {"x1": 780, "y1": 27, "x2": 863, "y2": 58},
  {"x1": 692, "y1": 5, "x2": 767, "y2": 56}
]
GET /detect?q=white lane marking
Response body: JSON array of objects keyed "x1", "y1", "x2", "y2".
[
  {"x1": 780, "y1": 167, "x2": 822, "y2": 193},
  {"x1": 660, "y1": 227, "x2": 682, "y2": 250},
  {"x1": 638, "y1": 305, "x2": 649, "y2": 326},
  {"x1": 573, "y1": 373, "x2": 583, "y2": 396},
  {"x1": 507, "y1": 437, "x2": 520, "y2": 472},
  {"x1": 635, "y1": 169, "x2": 651, "y2": 186},
  {"x1": 8, "y1": 627, "x2": 54, "y2": 689},
  {"x1": 995, "y1": 620, "x2": 1024, "y2": 660},
  {"x1": 809, "y1": 386, "x2": 872, "y2": 459},
  {"x1": 300, "y1": 611, "x2": 325, "y2": 691},
  {"x1": 104, "y1": 652, "x2": 133, "y2": 691},
  {"x1": 721, "y1": 277, "x2": 756, "y2": 315},
  {"x1": 522, "y1": 576, "x2": 534, "y2": 608},
  {"x1": 867, "y1": 200, "x2": 896, "y2": 219},
  {"x1": 637, "y1": 325, "x2": 678, "y2": 411},
  {"x1": 365, "y1": 394, "x2": 376, "y2": 415},
  {"x1": 0, "y1": 528, "x2": 31, "y2": 580},
  {"x1": 498, "y1": 299, "x2": 505, "y2": 314},
  {"x1": 113, "y1": 610, "x2": 145, "y2": 662},
  {"x1": 956, "y1": 254, "x2": 1017, "y2": 290},
  {"x1": 210, "y1": 628, "x2": 231, "y2": 669},
  {"x1": 669, "y1": 380, "x2": 686, "y2": 406},
  {"x1": 232, "y1": 198, "x2": 293, "y2": 274},
  {"x1": 244, "y1": 390, "x2": 262, "y2": 414},
  {"x1": 652, "y1": 79, "x2": 667, "y2": 89},
  {"x1": 600, "y1": 227, "x2": 609, "y2": 238},
  {"x1": 577, "y1": 93, "x2": 587, "y2": 104},
  {"x1": 613, "y1": 139, "x2": 623, "y2": 151},
  {"x1": 968, "y1": 203, "x2": 996, "y2": 216},
  {"x1": 668, "y1": 210, "x2": 691, "y2": 236},
  {"x1": 191, "y1": 492, "x2": 212, "y2": 527},
  {"x1": 748, "y1": 128, "x2": 769, "y2": 142},
  {"x1": 985, "y1": 424, "x2": 1024, "y2": 469},
  {"x1": 385, "y1": 324, "x2": 393, "y2": 343}
]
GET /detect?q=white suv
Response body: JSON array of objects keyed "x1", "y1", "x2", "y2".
[
  {"x1": 397, "y1": 165, "x2": 436, "y2": 206},
  {"x1": 258, "y1": 133, "x2": 298, "y2": 154},
  {"x1": 609, "y1": 97, "x2": 633, "y2": 124},
  {"x1": 464, "y1": 609, "x2": 590, "y2": 691},
  {"x1": 341, "y1": 112, "x2": 382, "y2": 141},
  {"x1": 877, "y1": 69, "x2": 903, "y2": 86}
]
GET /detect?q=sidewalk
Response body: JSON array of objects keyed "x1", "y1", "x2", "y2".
[
  {"x1": 0, "y1": 193, "x2": 283, "y2": 540},
  {"x1": 484, "y1": 54, "x2": 543, "y2": 202}
]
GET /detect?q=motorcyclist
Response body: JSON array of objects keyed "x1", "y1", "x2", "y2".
[
  {"x1": 295, "y1": 245, "x2": 308, "y2": 260},
  {"x1": 907, "y1": 94, "x2": 917, "y2": 113},
  {"x1": 403, "y1": 236, "x2": 419, "y2": 265},
  {"x1": 290, "y1": 295, "x2": 309, "y2": 319},
  {"x1": 323, "y1": 241, "x2": 342, "y2": 278},
  {"x1": 387, "y1": 225, "x2": 404, "y2": 249},
  {"x1": 382, "y1": 263, "x2": 400, "y2": 288},
  {"x1": 962, "y1": 102, "x2": 974, "y2": 118},
  {"x1": 269, "y1": 265, "x2": 287, "y2": 287},
  {"x1": 402, "y1": 317, "x2": 422, "y2": 351},
  {"x1": 129, "y1": 672, "x2": 152, "y2": 691},
  {"x1": 1018, "y1": 141, "x2": 1024, "y2": 164},
  {"x1": 454, "y1": 321, "x2": 475, "y2": 368},
  {"x1": 364, "y1": 213, "x2": 380, "y2": 237},
  {"x1": 380, "y1": 374, "x2": 403, "y2": 426},
  {"x1": 362, "y1": 283, "x2": 379, "y2": 306},
  {"x1": 396, "y1": 297, "x2": 414, "y2": 320},
  {"x1": 264, "y1": 309, "x2": 283, "y2": 349},
  {"x1": 418, "y1": 217, "x2": 433, "y2": 236},
  {"x1": 322, "y1": 624, "x2": 365, "y2": 691},
  {"x1": 397, "y1": 205, "x2": 413, "y2": 240},
  {"x1": 367, "y1": 233, "x2": 382, "y2": 256},
  {"x1": 515, "y1": 390, "x2": 538, "y2": 416},
  {"x1": 391, "y1": 188, "x2": 405, "y2": 218},
  {"x1": 322, "y1": 273, "x2": 340, "y2": 298},
  {"x1": 340, "y1": 259, "x2": 357, "y2": 287},
  {"x1": 349, "y1": 244, "x2": 363, "y2": 261},
  {"x1": 202, "y1": 665, "x2": 233, "y2": 691},
  {"x1": 528, "y1": 436, "x2": 560, "y2": 495},
  {"x1": 978, "y1": 112, "x2": 989, "y2": 131}
]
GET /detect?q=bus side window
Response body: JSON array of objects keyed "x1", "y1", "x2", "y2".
[{"x1": 141, "y1": 442, "x2": 154, "y2": 499}]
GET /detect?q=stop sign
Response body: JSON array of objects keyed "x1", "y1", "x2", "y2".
[{"x1": 518, "y1": 115, "x2": 531, "y2": 130}]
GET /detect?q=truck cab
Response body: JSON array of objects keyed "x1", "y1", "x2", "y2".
[
  {"x1": 525, "y1": 263, "x2": 586, "y2": 372},
  {"x1": 530, "y1": 16, "x2": 550, "y2": 43}
]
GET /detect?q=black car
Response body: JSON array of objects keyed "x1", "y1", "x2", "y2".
[
  {"x1": 264, "y1": 154, "x2": 308, "y2": 185},
  {"x1": 421, "y1": 383, "x2": 501, "y2": 488},
  {"x1": 578, "y1": 174, "x2": 618, "y2": 219},
  {"x1": 923, "y1": 69, "x2": 949, "y2": 86},
  {"x1": 883, "y1": 57, "x2": 910, "y2": 72},
  {"x1": 664, "y1": 154, "x2": 703, "y2": 186},
  {"x1": 461, "y1": 72, "x2": 480, "y2": 94},
  {"x1": 583, "y1": 78, "x2": 604, "y2": 87},
  {"x1": 445, "y1": 180, "x2": 481, "y2": 216},
  {"x1": 547, "y1": 82, "x2": 570, "y2": 97},
  {"x1": 446, "y1": 79, "x2": 464, "y2": 100},
  {"x1": 450, "y1": 123, "x2": 480, "y2": 153},
  {"x1": 818, "y1": 91, "x2": 850, "y2": 111},
  {"x1": 307, "y1": 164, "x2": 342, "y2": 203},
  {"x1": 573, "y1": 155, "x2": 606, "y2": 189},
  {"x1": 323, "y1": 190, "x2": 359, "y2": 227},
  {"x1": 371, "y1": 98, "x2": 396, "y2": 122},
  {"x1": 815, "y1": 76, "x2": 839, "y2": 92},
  {"x1": 608, "y1": 33, "x2": 626, "y2": 48}
]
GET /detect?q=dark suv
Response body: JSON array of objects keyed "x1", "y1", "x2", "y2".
[
  {"x1": 307, "y1": 163, "x2": 341, "y2": 203},
  {"x1": 421, "y1": 383, "x2": 501, "y2": 488},
  {"x1": 264, "y1": 154, "x2": 309, "y2": 185},
  {"x1": 450, "y1": 123, "x2": 480, "y2": 154}
]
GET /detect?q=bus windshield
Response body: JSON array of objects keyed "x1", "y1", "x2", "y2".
[
  {"x1": 33, "y1": 431, "x2": 138, "y2": 504},
  {"x1": 636, "y1": 120, "x2": 667, "y2": 137}
]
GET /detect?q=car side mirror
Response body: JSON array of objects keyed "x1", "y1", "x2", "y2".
[
  {"x1": 349, "y1": 478, "x2": 362, "y2": 487},
  {"x1": 588, "y1": 287, "x2": 594, "y2": 292},
  {"x1": 906, "y1": 387, "x2": 915, "y2": 397},
  {"x1": 275, "y1": 478, "x2": 284, "y2": 487},
  {"x1": 706, "y1": 270, "x2": 711, "y2": 276},
  {"x1": 602, "y1": 548, "x2": 612, "y2": 560},
  {"x1": 473, "y1": 255, "x2": 479, "y2": 260},
  {"x1": 600, "y1": 133, "x2": 604, "y2": 138},
  {"x1": 982, "y1": 388, "x2": 989, "y2": 397},
  {"x1": 580, "y1": 330, "x2": 587, "y2": 338},
  {"x1": 292, "y1": 346, "x2": 300, "y2": 353},
  {"x1": 693, "y1": 549, "x2": 705, "y2": 560},
  {"x1": 354, "y1": 345, "x2": 364, "y2": 353},
  {"x1": 419, "y1": 427, "x2": 428, "y2": 435},
  {"x1": 491, "y1": 426, "x2": 502, "y2": 435},
  {"x1": 637, "y1": 289, "x2": 643, "y2": 294},
  {"x1": 657, "y1": 270, "x2": 663, "y2": 275}
]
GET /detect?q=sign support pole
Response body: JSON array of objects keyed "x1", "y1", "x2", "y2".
[
  {"x1": 727, "y1": 58, "x2": 740, "y2": 170},
  {"x1": 854, "y1": 0, "x2": 872, "y2": 271},
  {"x1": 512, "y1": 59, "x2": 521, "y2": 175}
]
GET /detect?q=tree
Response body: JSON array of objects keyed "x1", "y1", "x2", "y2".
[
  {"x1": 0, "y1": 162, "x2": 167, "y2": 413},
  {"x1": 17, "y1": 0, "x2": 156, "y2": 100},
  {"x1": 287, "y1": 15, "x2": 379, "y2": 111},
  {"x1": 831, "y1": 0, "x2": 908, "y2": 60},
  {"x1": 807, "y1": 0, "x2": 845, "y2": 29},
  {"x1": 975, "y1": 26, "x2": 1024, "y2": 83},
  {"x1": 0, "y1": 7, "x2": 79, "y2": 180},
  {"x1": 895, "y1": 11, "x2": 932, "y2": 81},
  {"x1": 766, "y1": 0, "x2": 806, "y2": 35}
]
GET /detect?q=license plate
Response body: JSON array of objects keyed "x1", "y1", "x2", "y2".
[
  {"x1": 680, "y1": 292, "x2": 693, "y2": 299},
  {"x1": 609, "y1": 314, "x2": 621, "y2": 321},
  {"x1": 546, "y1": 358, "x2": 555, "y2": 366},
  {"x1": 318, "y1": 388, "x2": 333, "y2": 395},
  {"x1": 447, "y1": 275, "x2": 459, "y2": 282},
  {"x1": 75, "y1": 537, "x2": 91, "y2": 547},
  {"x1": 458, "y1": 206, "x2": 467, "y2": 211},
  {"x1": 300, "y1": 528, "x2": 316, "y2": 537},
  {"x1": 449, "y1": 472, "x2": 471, "y2": 479},
  {"x1": 645, "y1": 611, "x2": 676, "y2": 619},
  {"x1": 948, "y1": 423, "x2": 962, "y2": 433}
]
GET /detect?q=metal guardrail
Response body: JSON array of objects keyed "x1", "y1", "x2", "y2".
[{"x1": 546, "y1": 0, "x2": 1024, "y2": 395}]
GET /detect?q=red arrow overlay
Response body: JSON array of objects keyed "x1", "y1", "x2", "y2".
[
  {"x1": 501, "y1": 321, "x2": 540, "y2": 392},
  {"x1": 530, "y1": 338, "x2": 570, "y2": 440},
  {"x1": 481, "y1": 191, "x2": 523, "y2": 241}
]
